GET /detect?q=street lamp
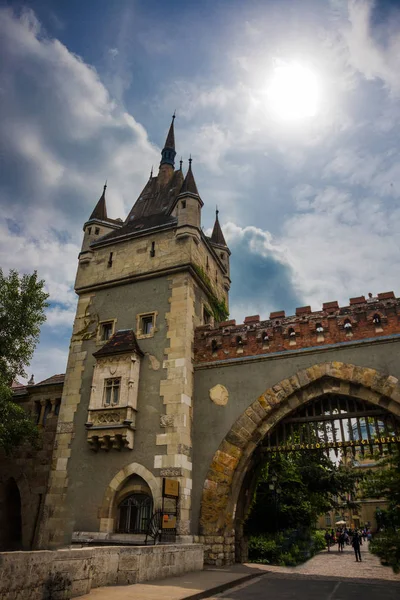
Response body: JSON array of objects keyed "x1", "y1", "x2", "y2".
[{"x1": 269, "y1": 473, "x2": 281, "y2": 532}]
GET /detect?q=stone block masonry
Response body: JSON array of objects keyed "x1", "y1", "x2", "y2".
[{"x1": 0, "y1": 543, "x2": 204, "y2": 599}]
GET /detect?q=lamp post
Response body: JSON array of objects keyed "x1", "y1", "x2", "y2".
[{"x1": 269, "y1": 474, "x2": 281, "y2": 532}]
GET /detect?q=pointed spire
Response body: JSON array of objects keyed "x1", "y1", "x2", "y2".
[
  {"x1": 89, "y1": 182, "x2": 108, "y2": 221},
  {"x1": 160, "y1": 113, "x2": 176, "y2": 167},
  {"x1": 211, "y1": 206, "x2": 227, "y2": 246},
  {"x1": 180, "y1": 156, "x2": 200, "y2": 196}
]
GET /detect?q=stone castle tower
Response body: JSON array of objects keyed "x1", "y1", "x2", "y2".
[{"x1": 38, "y1": 117, "x2": 231, "y2": 547}]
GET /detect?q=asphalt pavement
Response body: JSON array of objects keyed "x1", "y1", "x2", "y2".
[{"x1": 218, "y1": 572, "x2": 400, "y2": 600}]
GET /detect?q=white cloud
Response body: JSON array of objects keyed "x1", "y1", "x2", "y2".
[
  {"x1": 282, "y1": 185, "x2": 400, "y2": 308},
  {"x1": 344, "y1": 0, "x2": 400, "y2": 93},
  {"x1": 0, "y1": 7, "x2": 160, "y2": 377}
]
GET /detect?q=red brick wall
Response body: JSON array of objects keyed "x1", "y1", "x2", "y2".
[{"x1": 194, "y1": 292, "x2": 400, "y2": 363}]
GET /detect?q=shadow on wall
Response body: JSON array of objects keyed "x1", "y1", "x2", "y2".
[{"x1": 0, "y1": 478, "x2": 22, "y2": 551}]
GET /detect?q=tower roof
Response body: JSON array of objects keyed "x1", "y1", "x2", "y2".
[
  {"x1": 160, "y1": 114, "x2": 176, "y2": 168},
  {"x1": 89, "y1": 183, "x2": 108, "y2": 221},
  {"x1": 164, "y1": 114, "x2": 175, "y2": 149},
  {"x1": 211, "y1": 209, "x2": 227, "y2": 246},
  {"x1": 180, "y1": 158, "x2": 200, "y2": 196}
]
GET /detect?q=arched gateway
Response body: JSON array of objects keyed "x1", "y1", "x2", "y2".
[{"x1": 199, "y1": 362, "x2": 400, "y2": 565}]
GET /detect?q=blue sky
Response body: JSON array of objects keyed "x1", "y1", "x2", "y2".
[{"x1": 1, "y1": 0, "x2": 400, "y2": 381}]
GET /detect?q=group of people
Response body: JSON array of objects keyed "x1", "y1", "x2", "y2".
[{"x1": 324, "y1": 527, "x2": 372, "y2": 562}]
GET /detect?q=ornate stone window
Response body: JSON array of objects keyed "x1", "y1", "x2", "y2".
[
  {"x1": 136, "y1": 312, "x2": 157, "y2": 339},
  {"x1": 86, "y1": 330, "x2": 143, "y2": 451},
  {"x1": 103, "y1": 378, "x2": 121, "y2": 407}
]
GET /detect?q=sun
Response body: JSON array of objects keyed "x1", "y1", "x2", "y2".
[{"x1": 267, "y1": 61, "x2": 320, "y2": 121}]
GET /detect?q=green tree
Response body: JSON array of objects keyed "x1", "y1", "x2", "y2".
[
  {"x1": 361, "y1": 447, "x2": 400, "y2": 573},
  {"x1": 0, "y1": 269, "x2": 49, "y2": 453},
  {"x1": 245, "y1": 450, "x2": 359, "y2": 535}
]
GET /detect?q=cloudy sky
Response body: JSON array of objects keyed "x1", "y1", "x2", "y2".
[{"x1": 1, "y1": 0, "x2": 400, "y2": 381}]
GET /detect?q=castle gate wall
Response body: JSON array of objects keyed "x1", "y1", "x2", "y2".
[{"x1": 192, "y1": 336, "x2": 400, "y2": 559}]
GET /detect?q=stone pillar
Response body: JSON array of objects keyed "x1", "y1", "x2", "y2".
[
  {"x1": 155, "y1": 273, "x2": 195, "y2": 536},
  {"x1": 37, "y1": 294, "x2": 93, "y2": 549}
]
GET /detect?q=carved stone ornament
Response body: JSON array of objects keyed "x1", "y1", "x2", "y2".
[
  {"x1": 209, "y1": 383, "x2": 229, "y2": 406},
  {"x1": 160, "y1": 414, "x2": 175, "y2": 427}
]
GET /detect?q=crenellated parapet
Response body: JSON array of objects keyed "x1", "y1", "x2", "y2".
[{"x1": 194, "y1": 292, "x2": 400, "y2": 363}]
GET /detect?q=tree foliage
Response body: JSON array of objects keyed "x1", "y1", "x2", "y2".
[
  {"x1": 361, "y1": 447, "x2": 400, "y2": 573},
  {"x1": 0, "y1": 269, "x2": 49, "y2": 453},
  {"x1": 245, "y1": 450, "x2": 360, "y2": 535}
]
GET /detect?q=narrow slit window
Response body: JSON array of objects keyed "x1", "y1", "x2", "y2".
[
  {"x1": 150, "y1": 241, "x2": 155, "y2": 257},
  {"x1": 181, "y1": 200, "x2": 186, "y2": 209},
  {"x1": 107, "y1": 252, "x2": 113, "y2": 267},
  {"x1": 95, "y1": 227, "x2": 100, "y2": 235},
  {"x1": 100, "y1": 321, "x2": 114, "y2": 341},
  {"x1": 141, "y1": 315, "x2": 154, "y2": 335}
]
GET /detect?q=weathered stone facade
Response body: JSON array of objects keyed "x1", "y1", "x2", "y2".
[{"x1": 0, "y1": 376, "x2": 63, "y2": 551}]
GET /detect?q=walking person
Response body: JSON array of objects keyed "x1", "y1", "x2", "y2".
[
  {"x1": 352, "y1": 530, "x2": 362, "y2": 562},
  {"x1": 325, "y1": 530, "x2": 331, "y2": 553}
]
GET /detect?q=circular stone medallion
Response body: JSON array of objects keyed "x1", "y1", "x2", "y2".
[{"x1": 209, "y1": 384, "x2": 229, "y2": 406}]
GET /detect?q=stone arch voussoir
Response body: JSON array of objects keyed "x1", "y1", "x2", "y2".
[
  {"x1": 99, "y1": 462, "x2": 162, "y2": 533},
  {"x1": 199, "y1": 361, "x2": 400, "y2": 564}
]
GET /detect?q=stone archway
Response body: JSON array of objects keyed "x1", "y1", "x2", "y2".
[
  {"x1": 199, "y1": 362, "x2": 400, "y2": 565},
  {"x1": 99, "y1": 462, "x2": 161, "y2": 533}
]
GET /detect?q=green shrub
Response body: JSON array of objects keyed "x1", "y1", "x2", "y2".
[
  {"x1": 370, "y1": 532, "x2": 400, "y2": 574},
  {"x1": 248, "y1": 529, "x2": 326, "y2": 566}
]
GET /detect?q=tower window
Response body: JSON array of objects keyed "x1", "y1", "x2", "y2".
[
  {"x1": 95, "y1": 227, "x2": 100, "y2": 235},
  {"x1": 137, "y1": 312, "x2": 157, "y2": 338},
  {"x1": 88, "y1": 227, "x2": 92, "y2": 235},
  {"x1": 181, "y1": 200, "x2": 186, "y2": 209},
  {"x1": 107, "y1": 252, "x2": 113, "y2": 268},
  {"x1": 150, "y1": 241, "x2": 155, "y2": 257},
  {"x1": 203, "y1": 306, "x2": 212, "y2": 325},
  {"x1": 103, "y1": 378, "x2": 121, "y2": 407},
  {"x1": 100, "y1": 321, "x2": 114, "y2": 341}
]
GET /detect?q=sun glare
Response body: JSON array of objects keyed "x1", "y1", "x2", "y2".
[{"x1": 267, "y1": 61, "x2": 320, "y2": 121}]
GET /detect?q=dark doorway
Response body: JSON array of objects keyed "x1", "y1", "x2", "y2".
[{"x1": 0, "y1": 478, "x2": 23, "y2": 551}]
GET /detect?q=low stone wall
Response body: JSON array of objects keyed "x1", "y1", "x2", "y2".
[
  {"x1": 0, "y1": 543, "x2": 204, "y2": 600},
  {"x1": 195, "y1": 534, "x2": 235, "y2": 566}
]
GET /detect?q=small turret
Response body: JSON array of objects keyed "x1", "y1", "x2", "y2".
[
  {"x1": 81, "y1": 183, "x2": 122, "y2": 253},
  {"x1": 211, "y1": 208, "x2": 227, "y2": 246},
  {"x1": 172, "y1": 158, "x2": 203, "y2": 242},
  {"x1": 209, "y1": 208, "x2": 231, "y2": 287}
]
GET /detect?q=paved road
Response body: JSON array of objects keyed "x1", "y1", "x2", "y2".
[
  {"x1": 244, "y1": 543, "x2": 400, "y2": 581},
  {"x1": 220, "y1": 573, "x2": 400, "y2": 600}
]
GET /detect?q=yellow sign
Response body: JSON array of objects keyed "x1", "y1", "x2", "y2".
[
  {"x1": 163, "y1": 478, "x2": 179, "y2": 497},
  {"x1": 162, "y1": 514, "x2": 177, "y2": 529}
]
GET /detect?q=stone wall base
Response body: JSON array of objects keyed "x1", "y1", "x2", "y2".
[
  {"x1": 0, "y1": 543, "x2": 204, "y2": 600},
  {"x1": 195, "y1": 534, "x2": 235, "y2": 566}
]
